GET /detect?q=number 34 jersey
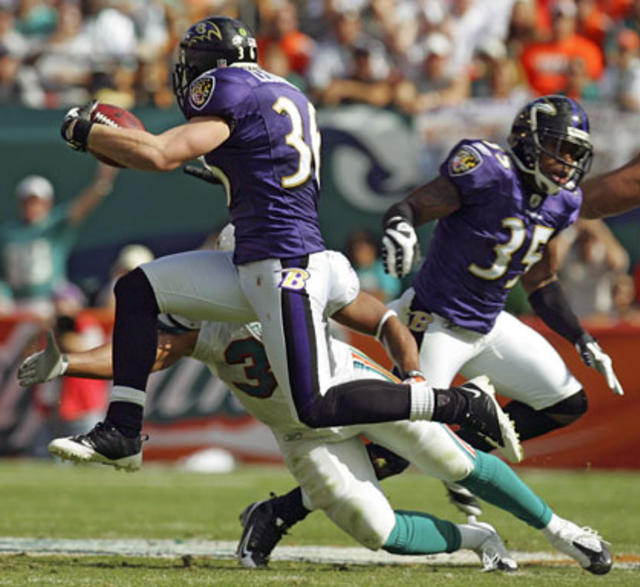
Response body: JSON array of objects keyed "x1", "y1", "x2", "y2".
[
  {"x1": 181, "y1": 66, "x2": 325, "y2": 265},
  {"x1": 412, "y1": 139, "x2": 582, "y2": 334}
]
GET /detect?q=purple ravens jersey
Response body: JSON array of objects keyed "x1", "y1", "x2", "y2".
[
  {"x1": 412, "y1": 139, "x2": 582, "y2": 333},
  {"x1": 182, "y1": 66, "x2": 325, "y2": 264}
]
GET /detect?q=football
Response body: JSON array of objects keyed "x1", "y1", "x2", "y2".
[{"x1": 89, "y1": 103, "x2": 145, "y2": 167}]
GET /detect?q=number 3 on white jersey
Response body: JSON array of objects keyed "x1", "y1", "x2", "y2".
[{"x1": 272, "y1": 97, "x2": 321, "y2": 188}]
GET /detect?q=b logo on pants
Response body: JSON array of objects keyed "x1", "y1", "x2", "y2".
[
  {"x1": 408, "y1": 311, "x2": 432, "y2": 332},
  {"x1": 279, "y1": 268, "x2": 310, "y2": 291}
]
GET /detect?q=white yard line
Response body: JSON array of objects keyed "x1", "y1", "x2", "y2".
[{"x1": 0, "y1": 537, "x2": 637, "y2": 569}]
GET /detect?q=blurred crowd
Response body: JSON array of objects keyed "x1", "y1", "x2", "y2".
[
  {"x1": 1, "y1": 0, "x2": 640, "y2": 112},
  {"x1": 2, "y1": 0, "x2": 640, "y2": 325}
]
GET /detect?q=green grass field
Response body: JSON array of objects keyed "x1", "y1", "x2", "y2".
[{"x1": 0, "y1": 460, "x2": 637, "y2": 585}]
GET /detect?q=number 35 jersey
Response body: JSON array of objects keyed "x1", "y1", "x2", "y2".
[
  {"x1": 181, "y1": 66, "x2": 325, "y2": 264},
  {"x1": 412, "y1": 139, "x2": 582, "y2": 334}
]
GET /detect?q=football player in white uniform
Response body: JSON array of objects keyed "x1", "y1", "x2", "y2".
[
  {"x1": 20, "y1": 316, "x2": 612, "y2": 574},
  {"x1": 20, "y1": 243, "x2": 611, "y2": 575}
]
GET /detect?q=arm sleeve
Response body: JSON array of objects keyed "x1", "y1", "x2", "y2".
[{"x1": 527, "y1": 280, "x2": 585, "y2": 344}]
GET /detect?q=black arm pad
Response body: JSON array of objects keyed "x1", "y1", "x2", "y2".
[
  {"x1": 528, "y1": 280, "x2": 585, "y2": 344},
  {"x1": 383, "y1": 200, "x2": 415, "y2": 227}
]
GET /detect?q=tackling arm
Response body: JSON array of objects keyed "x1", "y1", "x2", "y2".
[
  {"x1": 331, "y1": 291, "x2": 421, "y2": 377},
  {"x1": 18, "y1": 330, "x2": 198, "y2": 386}
]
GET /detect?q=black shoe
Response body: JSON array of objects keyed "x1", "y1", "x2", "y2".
[
  {"x1": 48, "y1": 421, "x2": 146, "y2": 471},
  {"x1": 366, "y1": 443, "x2": 410, "y2": 481},
  {"x1": 236, "y1": 497, "x2": 289, "y2": 568},
  {"x1": 444, "y1": 481, "x2": 483, "y2": 518},
  {"x1": 455, "y1": 376, "x2": 523, "y2": 463}
]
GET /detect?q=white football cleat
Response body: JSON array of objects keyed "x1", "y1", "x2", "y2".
[
  {"x1": 546, "y1": 518, "x2": 612, "y2": 574},
  {"x1": 470, "y1": 521, "x2": 518, "y2": 572}
]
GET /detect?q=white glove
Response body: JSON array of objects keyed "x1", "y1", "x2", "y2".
[
  {"x1": 382, "y1": 216, "x2": 418, "y2": 278},
  {"x1": 575, "y1": 333, "x2": 624, "y2": 395},
  {"x1": 18, "y1": 331, "x2": 68, "y2": 387}
]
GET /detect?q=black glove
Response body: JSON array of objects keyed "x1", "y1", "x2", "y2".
[{"x1": 60, "y1": 101, "x2": 97, "y2": 151}]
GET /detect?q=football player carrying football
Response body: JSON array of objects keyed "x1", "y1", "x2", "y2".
[
  {"x1": 54, "y1": 16, "x2": 523, "y2": 470},
  {"x1": 381, "y1": 95, "x2": 624, "y2": 516}
]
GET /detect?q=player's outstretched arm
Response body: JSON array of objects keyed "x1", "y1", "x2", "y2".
[
  {"x1": 332, "y1": 291, "x2": 420, "y2": 377},
  {"x1": 17, "y1": 330, "x2": 198, "y2": 386},
  {"x1": 521, "y1": 240, "x2": 624, "y2": 395},
  {"x1": 580, "y1": 153, "x2": 640, "y2": 219}
]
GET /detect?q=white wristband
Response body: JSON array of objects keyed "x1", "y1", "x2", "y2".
[
  {"x1": 60, "y1": 355, "x2": 69, "y2": 376},
  {"x1": 375, "y1": 309, "x2": 397, "y2": 341}
]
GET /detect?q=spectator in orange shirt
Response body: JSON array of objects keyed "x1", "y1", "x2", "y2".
[
  {"x1": 576, "y1": 0, "x2": 612, "y2": 46},
  {"x1": 521, "y1": 0, "x2": 604, "y2": 95}
]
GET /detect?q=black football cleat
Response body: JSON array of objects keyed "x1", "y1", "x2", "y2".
[
  {"x1": 454, "y1": 376, "x2": 523, "y2": 463},
  {"x1": 237, "y1": 497, "x2": 289, "y2": 568},
  {"x1": 48, "y1": 421, "x2": 146, "y2": 471},
  {"x1": 444, "y1": 481, "x2": 484, "y2": 518}
]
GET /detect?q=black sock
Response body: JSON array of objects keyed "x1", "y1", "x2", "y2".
[
  {"x1": 106, "y1": 402, "x2": 144, "y2": 439},
  {"x1": 298, "y1": 379, "x2": 411, "y2": 428},
  {"x1": 454, "y1": 395, "x2": 587, "y2": 450},
  {"x1": 270, "y1": 487, "x2": 310, "y2": 528},
  {"x1": 109, "y1": 268, "x2": 159, "y2": 436}
]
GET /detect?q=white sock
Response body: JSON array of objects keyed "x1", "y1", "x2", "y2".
[
  {"x1": 458, "y1": 522, "x2": 491, "y2": 550},
  {"x1": 542, "y1": 513, "x2": 563, "y2": 541},
  {"x1": 110, "y1": 385, "x2": 147, "y2": 407},
  {"x1": 409, "y1": 382, "x2": 434, "y2": 420}
]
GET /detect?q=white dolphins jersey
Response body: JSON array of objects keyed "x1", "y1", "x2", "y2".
[{"x1": 190, "y1": 320, "x2": 397, "y2": 439}]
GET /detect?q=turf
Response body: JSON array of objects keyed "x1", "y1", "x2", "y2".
[{"x1": 0, "y1": 460, "x2": 637, "y2": 585}]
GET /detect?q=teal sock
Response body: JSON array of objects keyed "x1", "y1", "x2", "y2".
[
  {"x1": 460, "y1": 451, "x2": 552, "y2": 529},
  {"x1": 383, "y1": 510, "x2": 461, "y2": 555}
]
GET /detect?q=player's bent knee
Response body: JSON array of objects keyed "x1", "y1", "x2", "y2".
[
  {"x1": 114, "y1": 268, "x2": 159, "y2": 314},
  {"x1": 296, "y1": 398, "x2": 336, "y2": 429},
  {"x1": 325, "y1": 497, "x2": 396, "y2": 551},
  {"x1": 543, "y1": 389, "x2": 588, "y2": 426}
]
